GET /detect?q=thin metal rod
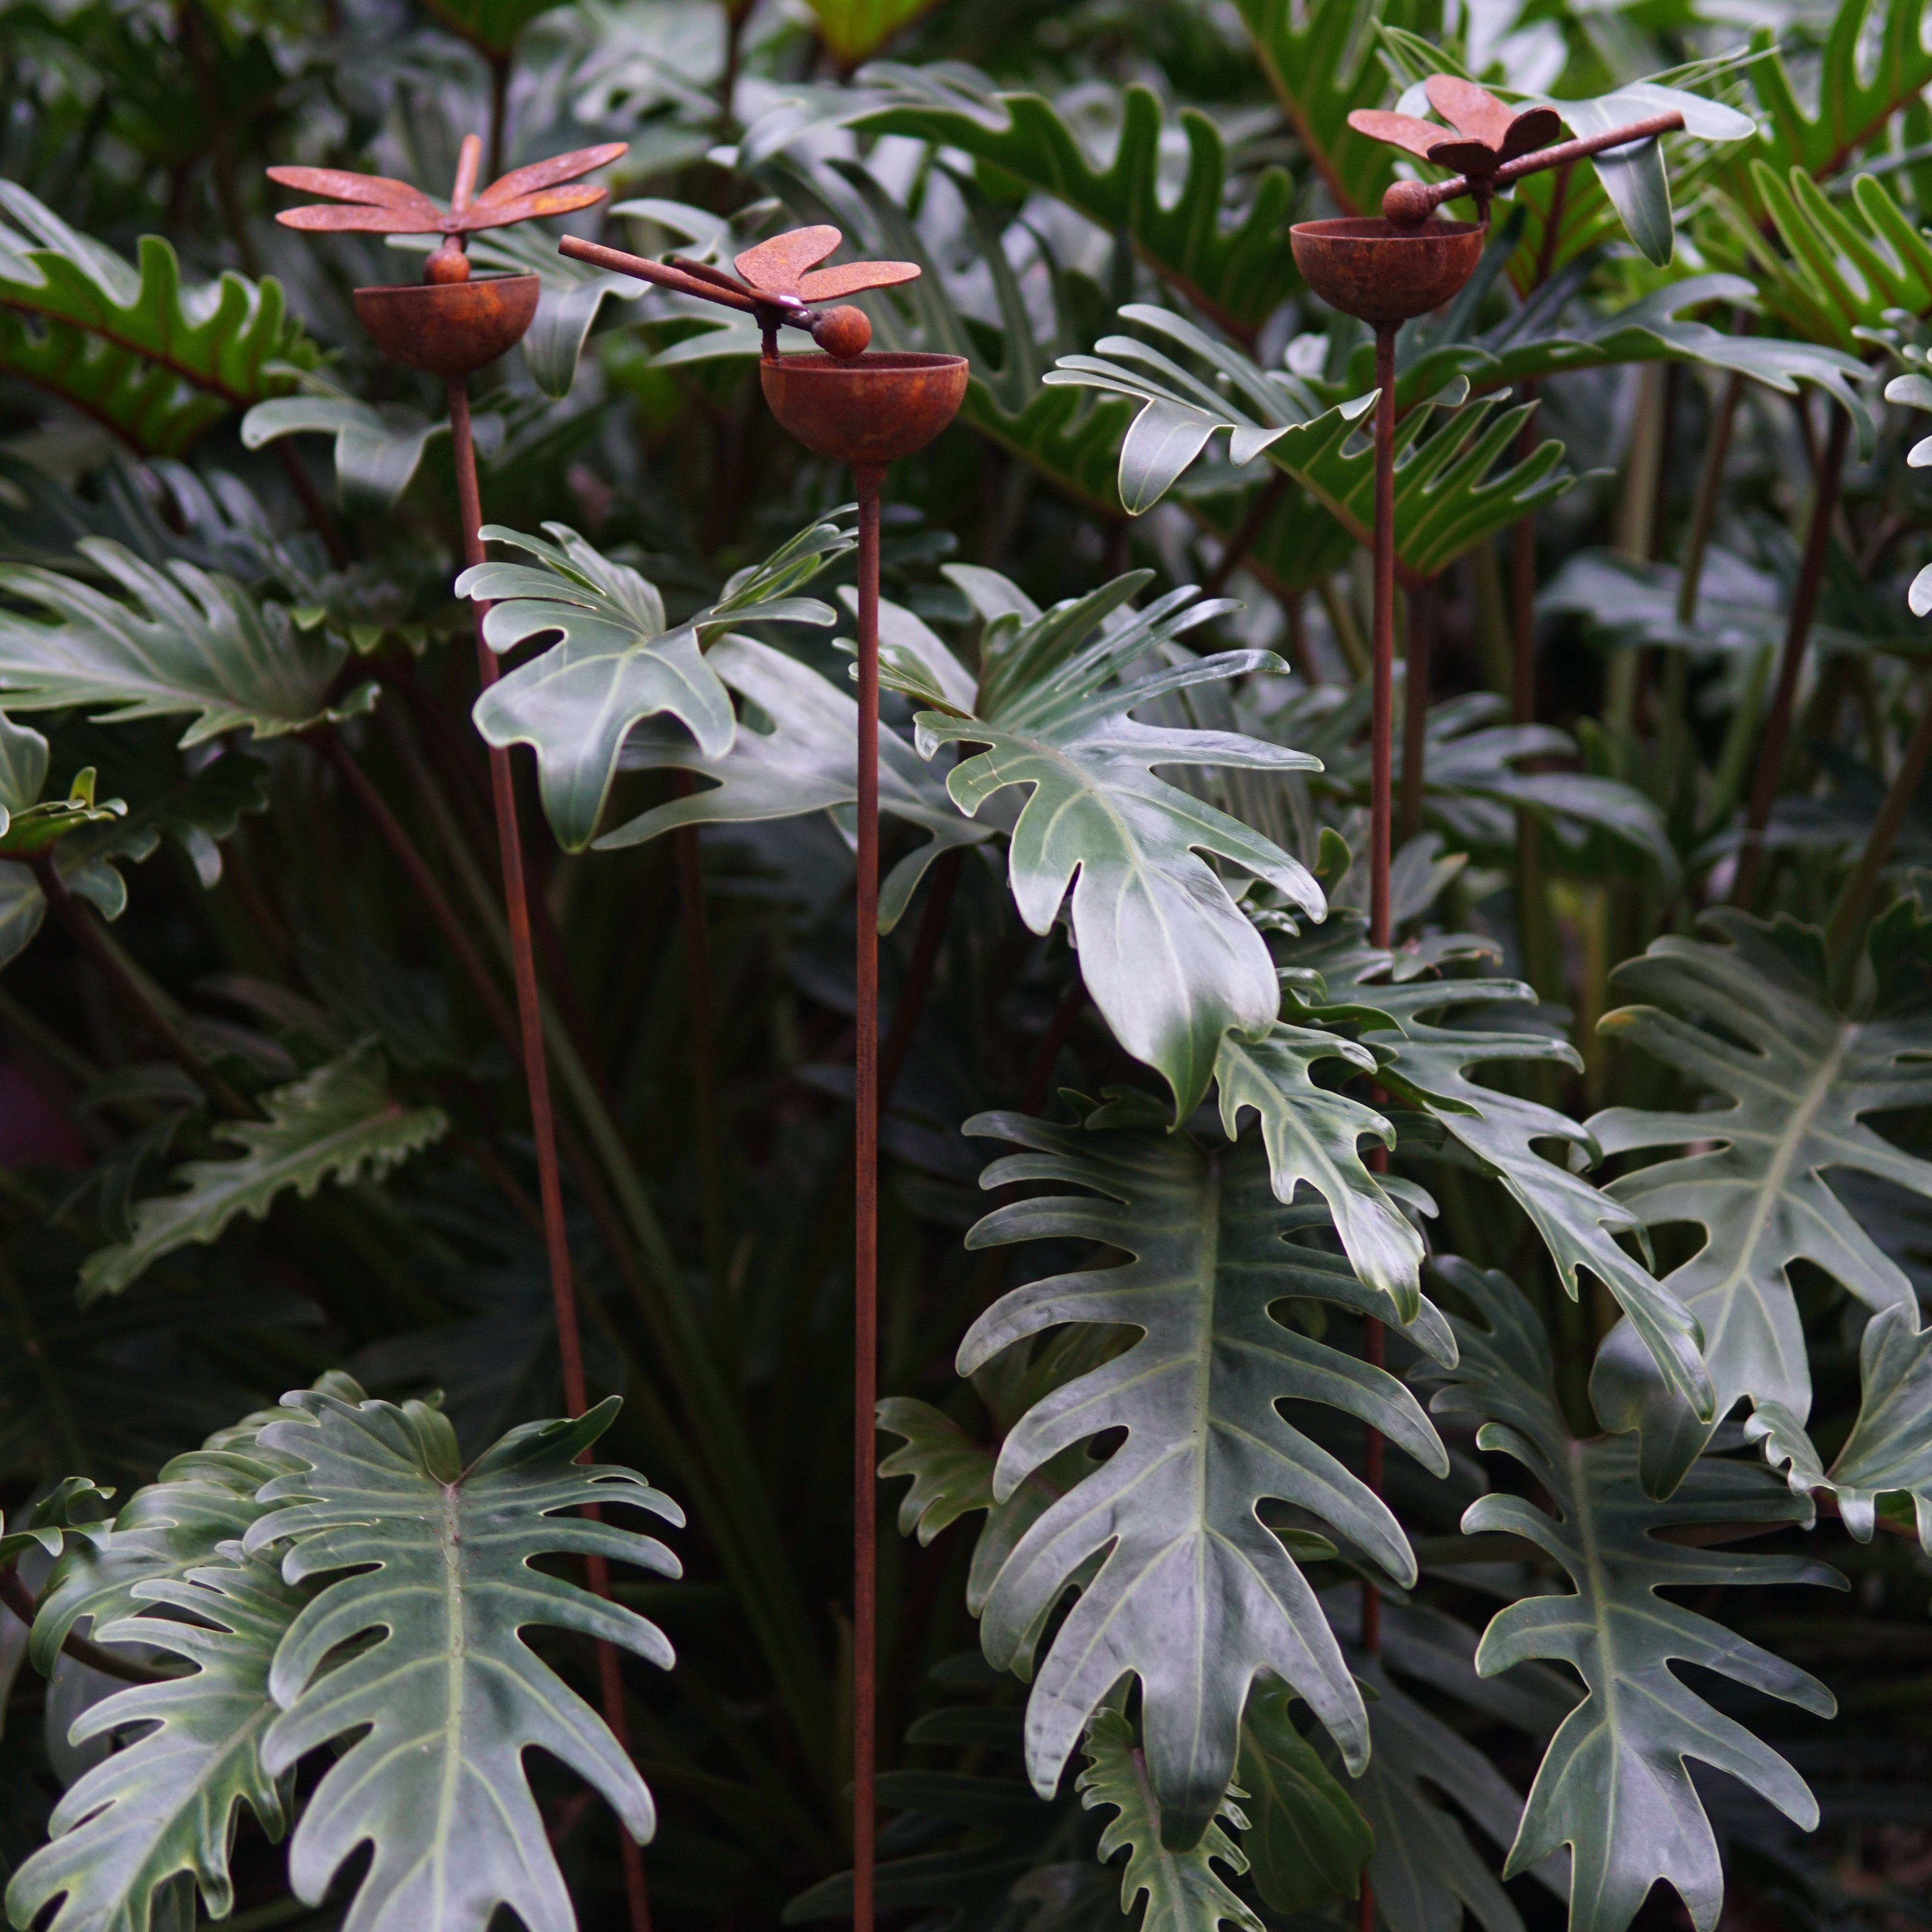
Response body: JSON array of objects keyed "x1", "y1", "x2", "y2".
[
  {"x1": 1362, "y1": 325, "x2": 1397, "y2": 1673},
  {"x1": 1399, "y1": 576, "x2": 1434, "y2": 851},
  {"x1": 560, "y1": 234, "x2": 761, "y2": 312},
  {"x1": 1392, "y1": 110, "x2": 1683, "y2": 224},
  {"x1": 1734, "y1": 402, "x2": 1851, "y2": 906},
  {"x1": 852, "y1": 462, "x2": 885, "y2": 1932},
  {"x1": 1370, "y1": 325, "x2": 1397, "y2": 952},
  {"x1": 448, "y1": 379, "x2": 653, "y2": 1932}
]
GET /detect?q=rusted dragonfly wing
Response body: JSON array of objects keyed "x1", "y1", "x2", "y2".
[
  {"x1": 734, "y1": 226, "x2": 844, "y2": 299},
  {"x1": 474, "y1": 142, "x2": 630, "y2": 207},
  {"x1": 1350, "y1": 110, "x2": 1454, "y2": 162},
  {"x1": 733, "y1": 224, "x2": 920, "y2": 306},
  {"x1": 796, "y1": 259, "x2": 921, "y2": 301},
  {"x1": 1425, "y1": 74, "x2": 1561, "y2": 167},
  {"x1": 456, "y1": 185, "x2": 612, "y2": 233},
  {"x1": 268, "y1": 166, "x2": 443, "y2": 232},
  {"x1": 270, "y1": 141, "x2": 625, "y2": 237}
]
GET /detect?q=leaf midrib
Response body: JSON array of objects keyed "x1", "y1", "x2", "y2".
[{"x1": 1685, "y1": 1017, "x2": 1852, "y2": 1376}]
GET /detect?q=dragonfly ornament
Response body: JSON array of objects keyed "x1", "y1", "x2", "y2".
[
  {"x1": 559, "y1": 222, "x2": 920, "y2": 360},
  {"x1": 270, "y1": 134, "x2": 627, "y2": 282},
  {"x1": 1349, "y1": 73, "x2": 1681, "y2": 227}
]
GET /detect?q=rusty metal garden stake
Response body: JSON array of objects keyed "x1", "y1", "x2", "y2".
[
  {"x1": 1292, "y1": 89, "x2": 1683, "y2": 1775},
  {"x1": 555, "y1": 223, "x2": 966, "y2": 1932},
  {"x1": 270, "y1": 135, "x2": 655, "y2": 1932}
]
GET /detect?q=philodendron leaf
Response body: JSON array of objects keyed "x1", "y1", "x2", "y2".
[
  {"x1": 1434, "y1": 1260, "x2": 1844, "y2": 1932},
  {"x1": 1236, "y1": 1680, "x2": 1373, "y2": 1913},
  {"x1": 0, "y1": 541, "x2": 373, "y2": 746},
  {"x1": 243, "y1": 1390, "x2": 682, "y2": 1932},
  {"x1": 1214, "y1": 1024, "x2": 1426, "y2": 1319},
  {"x1": 0, "y1": 751, "x2": 267, "y2": 971},
  {"x1": 1047, "y1": 308, "x2": 1573, "y2": 574},
  {"x1": 1734, "y1": 0, "x2": 1932, "y2": 183},
  {"x1": 957, "y1": 1112, "x2": 1452, "y2": 1847},
  {"x1": 79, "y1": 1048, "x2": 447, "y2": 1301},
  {"x1": 851, "y1": 68, "x2": 1299, "y2": 336},
  {"x1": 1076, "y1": 1708, "x2": 1260, "y2": 1932},
  {"x1": 602, "y1": 635, "x2": 994, "y2": 932},
  {"x1": 462, "y1": 515, "x2": 851, "y2": 853},
  {"x1": 917, "y1": 573, "x2": 1322, "y2": 1116},
  {"x1": 0, "y1": 1478, "x2": 114, "y2": 1569},
  {"x1": 10, "y1": 1378, "x2": 363, "y2": 1932},
  {"x1": 0, "y1": 710, "x2": 124, "y2": 863},
  {"x1": 1587, "y1": 910, "x2": 1932, "y2": 1493},
  {"x1": 0, "y1": 182, "x2": 318, "y2": 458},
  {"x1": 1753, "y1": 1302, "x2": 1932, "y2": 1546},
  {"x1": 241, "y1": 394, "x2": 467, "y2": 517},
  {"x1": 1343, "y1": 1662, "x2": 1529, "y2": 1932},
  {"x1": 28, "y1": 1378, "x2": 363, "y2": 1675},
  {"x1": 6, "y1": 1554, "x2": 303, "y2": 1932},
  {"x1": 1283, "y1": 957, "x2": 1714, "y2": 1423}
]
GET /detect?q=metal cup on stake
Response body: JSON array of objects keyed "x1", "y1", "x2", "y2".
[
  {"x1": 1291, "y1": 79, "x2": 1685, "y2": 1728},
  {"x1": 558, "y1": 220, "x2": 967, "y2": 1932}
]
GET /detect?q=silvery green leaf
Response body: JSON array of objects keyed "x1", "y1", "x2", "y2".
[
  {"x1": 245, "y1": 1392, "x2": 682, "y2": 1932},
  {"x1": 957, "y1": 1113, "x2": 1449, "y2": 1845},
  {"x1": 1587, "y1": 911, "x2": 1932, "y2": 1492},
  {"x1": 602, "y1": 635, "x2": 993, "y2": 933},
  {"x1": 1214, "y1": 1024, "x2": 1427, "y2": 1319},
  {"x1": 1076, "y1": 1709, "x2": 1260, "y2": 1931},
  {"x1": 460, "y1": 515, "x2": 848, "y2": 852},
  {"x1": 0, "y1": 540, "x2": 372, "y2": 745},
  {"x1": 917, "y1": 573, "x2": 1320, "y2": 1114},
  {"x1": 1434, "y1": 1262, "x2": 1844, "y2": 1932}
]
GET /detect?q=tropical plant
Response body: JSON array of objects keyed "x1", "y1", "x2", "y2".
[{"x1": 2, "y1": 0, "x2": 1932, "y2": 1928}]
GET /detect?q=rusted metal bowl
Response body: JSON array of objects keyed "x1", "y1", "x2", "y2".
[
  {"x1": 759, "y1": 352, "x2": 969, "y2": 466},
  {"x1": 353, "y1": 275, "x2": 540, "y2": 377},
  {"x1": 1289, "y1": 218, "x2": 1483, "y2": 326}
]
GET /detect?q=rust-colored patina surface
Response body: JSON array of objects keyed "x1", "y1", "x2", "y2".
[
  {"x1": 1344, "y1": 74, "x2": 1684, "y2": 228},
  {"x1": 558, "y1": 223, "x2": 918, "y2": 358},
  {"x1": 1289, "y1": 216, "x2": 1486, "y2": 326},
  {"x1": 270, "y1": 132, "x2": 625, "y2": 375},
  {"x1": 760, "y1": 351, "x2": 969, "y2": 465},
  {"x1": 351, "y1": 274, "x2": 540, "y2": 377}
]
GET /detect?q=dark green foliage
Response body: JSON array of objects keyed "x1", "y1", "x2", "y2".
[{"x1": 3, "y1": 0, "x2": 1932, "y2": 1929}]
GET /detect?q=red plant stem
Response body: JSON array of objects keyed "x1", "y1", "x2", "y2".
[
  {"x1": 0, "y1": 1563, "x2": 164, "y2": 1683},
  {"x1": 28, "y1": 855, "x2": 256, "y2": 1121},
  {"x1": 852, "y1": 461, "x2": 885, "y2": 1932},
  {"x1": 1733, "y1": 402, "x2": 1851, "y2": 907},
  {"x1": 1020, "y1": 971, "x2": 1087, "y2": 1117},
  {"x1": 448, "y1": 378, "x2": 652, "y2": 1932},
  {"x1": 319, "y1": 734, "x2": 519, "y2": 1050},
  {"x1": 1370, "y1": 325, "x2": 1397, "y2": 953}
]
